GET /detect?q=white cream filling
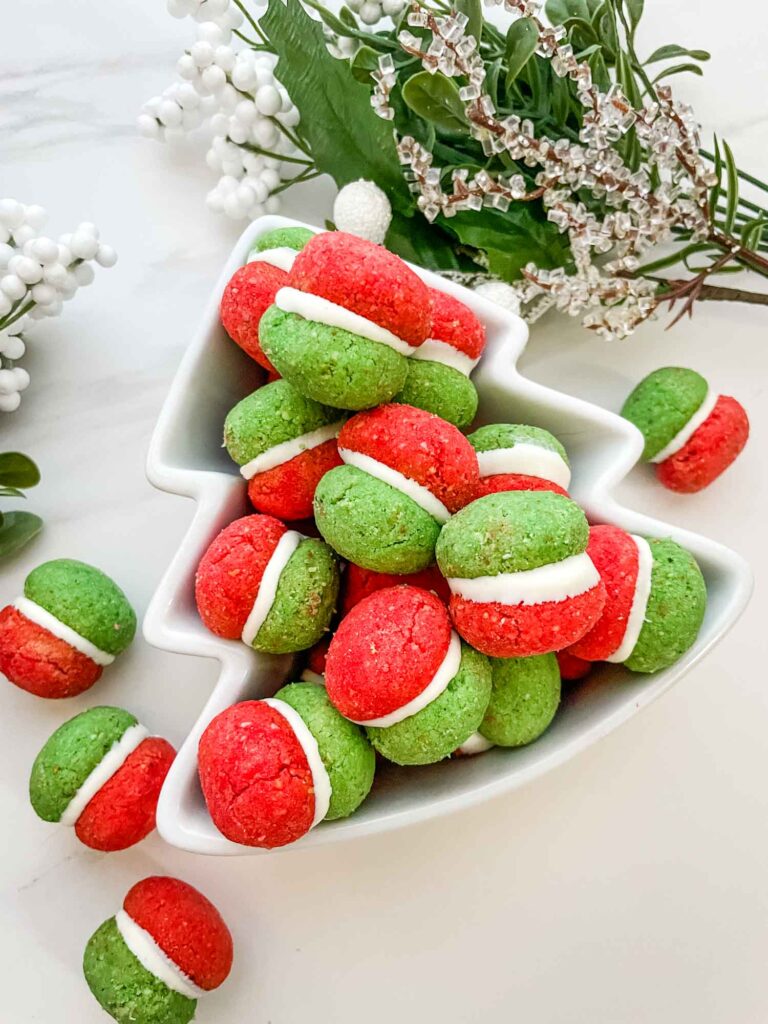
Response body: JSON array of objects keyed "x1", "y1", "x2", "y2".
[
  {"x1": 351, "y1": 630, "x2": 462, "y2": 728},
  {"x1": 59, "y1": 724, "x2": 149, "y2": 827},
  {"x1": 339, "y1": 447, "x2": 451, "y2": 525},
  {"x1": 246, "y1": 246, "x2": 298, "y2": 272},
  {"x1": 263, "y1": 697, "x2": 331, "y2": 827},
  {"x1": 14, "y1": 596, "x2": 115, "y2": 666},
  {"x1": 241, "y1": 531, "x2": 302, "y2": 647},
  {"x1": 650, "y1": 389, "x2": 719, "y2": 463},
  {"x1": 115, "y1": 910, "x2": 205, "y2": 1001},
  {"x1": 411, "y1": 338, "x2": 480, "y2": 377},
  {"x1": 457, "y1": 731, "x2": 494, "y2": 756},
  {"x1": 448, "y1": 551, "x2": 600, "y2": 606},
  {"x1": 605, "y1": 535, "x2": 654, "y2": 664},
  {"x1": 299, "y1": 669, "x2": 326, "y2": 685},
  {"x1": 239, "y1": 421, "x2": 344, "y2": 481},
  {"x1": 476, "y1": 443, "x2": 572, "y2": 490},
  {"x1": 275, "y1": 287, "x2": 419, "y2": 357}
]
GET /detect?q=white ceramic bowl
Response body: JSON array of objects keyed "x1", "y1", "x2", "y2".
[{"x1": 145, "y1": 215, "x2": 753, "y2": 856}]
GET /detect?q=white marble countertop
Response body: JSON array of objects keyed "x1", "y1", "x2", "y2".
[{"x1": 1, "y1": 2, "x2": 767, "y2": 1021}]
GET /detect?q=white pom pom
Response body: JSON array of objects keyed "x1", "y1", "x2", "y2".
[
  {"x1": 0, "y1": 294, "x2": 12, "y2": 317},
  {"x1": 137, "y1": 114, "x2": 161, "y2": 139},
  {"x1": 12, "y1": 225, "x2": 36, "y2": 247},
  {"x1": 95, "y1": 244, "x2": 118, "y2": 269},
  {"x1": 197, "y1": 20, "x2": 225, "y2": 44},
  {"x1": 1, "y1": 334, "x2": 25, "y2": 359},
  {"x1": 265, "y1": 195, "x2": 281, "y2": 214},
  {"x1": 231, "y1": 61, "x2": 257, "y2": 92},
  {"x1": 213, "y1": 44, "x2": 235, "y2": 72},
  {"x1": 201, "y1": 65, "x2": 226, "y2": 93},
  {"x1": 204, "y1": 0, "x2": 229, "y2": 13},
  {"x1": 359, "y1": 2, "x2": 382, "y2": 24},
  {"x1": 31, "y1": 282, "x2": 58, "y2": 306},
  {"x1": 177, "y1": 54, "x2": 198, "y2": 80},
  {"x1": 191, "y1": 40, "x2": 215, "y2": 68},
  {"x1": 221, "y1": 3, "x2": 244, "y2": 28},
  {"x1": 333, "y1": 179, "x2": 392, "y2": 244},
  {"x1": 223, "y1": 193, "x2": 245, "y2": 219},
  {"x1": 253, "y1": 119, "x2": 279, "y2": 148},
  {"x1": 40, "y1": 298, "x2": 64, "y2": 317},
  {"x1": 227, "y1": 122, "x2": 248, "y2": 145},
  {"x1": 12, "y1": 366, "x2": 30, "y2": 391},
  {"x1": 0, "y1": 390, "x2": 21, "y2": 412},
  {"x1": 73, "y1": 262, "x2": 96, "y2": 286},
  {"x1": 281, "y1": 106, "x2": 300, "y2": 128},
  {"x1": 0, "y1": 242, "x2": 15, "y2": 267},
  {"x1": 255, "y1": 85, "x2": 282, "y2": 117},
  {"x1": 78, "y1": 222, "x2": 100, "y2": 238},
  {"x1": 8, "y1": 255, "x2": 44, "y2": 285},
  {"x1": 0, "y1": 199, "x2": 25, "y2": 230},
  {"x1": 473, "y1": 280, "x2": 522, "y2": 316},
  {"x1": 158, "y1": 99, "x2": 184, "y2": 127},
  {"x1": 1, "y1": 274, "x2": 27, "y2": 301},
  {"x1": 30, "y1": 237, "x2": 61, "y2": 264},
  {"x1": 0, "y1": 368, "x2": 18, "y2": 395},
  {"x1": 234, "y1": 99, "x2": 258, "y2": 126},
  {"x1": 382, "y1": 0, "x2": 404, "y2": 15},
  {"x1": 23, "y1": 205, "x2": 48, "y2": 230},
  {"x1": 69, "y1": 232, "x2": 99, "y2": 260},
  {"x1": 167, "y1": 0, "x2": 191, "y2": 17}
]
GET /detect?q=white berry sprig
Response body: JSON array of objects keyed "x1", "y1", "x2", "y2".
[
  {"x1": 0, "y1": 200, "x2": 117, "y2": 413},
  {"x1": 139, "y1": 7, "x2": 314, "y2": 223}
]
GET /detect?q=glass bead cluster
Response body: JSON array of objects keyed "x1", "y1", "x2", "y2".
[
  {"x1": 0, "y1": 200, "x2": 116, "y2": 413},
  {"x1": 376, "y1": 0, "x2": 721, "y2": 339}
]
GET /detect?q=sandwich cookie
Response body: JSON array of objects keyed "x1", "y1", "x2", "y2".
[
  {"x1": 339, "y1": 561, "x2": 451, "y2": 617},
  {"x1": 436, "y1": 491, "x2": 606, "y2": 657},
  {"x1": 314, "y1": 404, "x2": 479, "y2": 574},
  {"x1": 195, "y1": 514, "x2": 339, "y2": 655},
  {"x1": 83, "y1": 876, "x2": 233, "y2": 1024},
  {"x1": 478, "y1": 653, "x2": 561, "y2": 747},
  {"x1": 259, "y1": 232, "x2": 430, "y2": 410},
  {"x1": 0, "y1": 558, "x2": 136, "y2": 699},
  {"x1": 224, "y1": 379, "x2": 345, "y2": 521},
  {"x1": 220, "y1": 226, "x2": 314, "y2": 372},
  {"x1": 29, "y1": 706, "x2": 175, "y2": 852},
  {"x1": 325, "y1": 586, "x2": 492, "y2": 765},
  {"x1": 556, "y1": 649, "x2": 592, "y2": 681},
  {"x1": 394, "y1": 287, "x2": 486, "y2": 428},
  {"x1": 569, "y1": 524, "x2": 707, "y2": 673},
  {"x1": 469, "y1": 423, "x2": 571, "y2": 497},
  {"x1": 198, "y1": 685, "x2": 374, "y2": 848},
  {"x1": 621, "y1": 366, "x2": 749, "y2": 493}
]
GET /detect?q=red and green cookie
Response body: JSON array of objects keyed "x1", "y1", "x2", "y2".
[
  {"x1": 314, "y1": 403, "x2": 479, "y2": 574},
  {"x1": 339, "y1": 561, "x2": 450, "y2": 616},
  {"x1": 220, "y1": 226, "x2": 313, "y2": 372},
  {"x1": 0, "y1": 558, "x2": 136, "y2": 699},
  {"x1": 83, "y1": 875, "x2": 233, "y2": 1024},
  {"x1": 198, "y1": 682, "x2": 375, "y2": 848},
  {"x1": 569, "y1": 524, "x2": 707, "y2": 672},
  {"x1": 29, "y1": 706, "x2": 175, "y2": 852},
  {"x1": 436, "y1": 491, "x2": 606, "y2": 657},
  {"x1": 259, "y1": 232, "x2": 431, "y2": 409},
  {"x1": 621, "y1": 366, "x2": 749, "y2": 493},
  {"x1": 195, "y1": 514, "x2": 339, "y2": 655},
  {"x1": 325, "y1": 586, "x2": 492, "y2": 765},
  {"x1": 394, "y1": 287, "x2": 485, "y2": 429},
  {"x1": 224, "y1": 379, "x2": 345, "y2": 521},
  {"x1": 468, "y1": 423, "x2": 571, "y2": 497}
]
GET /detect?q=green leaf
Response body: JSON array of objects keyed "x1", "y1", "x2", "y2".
[
  {"x1": 0, "y1": 452, "x2": 40, "y2": 489},
  {"x1": 651, "y1": 62, "x2": 704, "y2": 84},
  {"x1": 722, "y1": 140, "x2": 739, "y2": 234},
  {"x1": 261, "y1": 0, "x2": 411, "y2": 211},
  {"x1": 0, "y1": 511, "x2": 42, "y2": 561},
  {"x1": 563, "y1": 16, "x2": 599, "y2": 46},
  {"x1": 588, "y1": 48, "x2": 611, "y2": 89},
  {"x1": 624, "y1": 0, "x2": 644, "y2": 30},
  {"x1": 0, "y1": 486, "x2": 26, "y2": 498},
  {"x1": 338, "y1": 5, "x2": 357, "y2": 28},
  {"x1": 598, "y1": 7, "x2": 619, "y2": 59},
  {"x1": 350, "y1": 44, "x2": 379, "y2": 84},
  {"x1": 448, "y1": 207, "x2": 571, "y2": 281},
  {"x1": 505, "y1": 17, "x2": 538, "y2": 89},
  {"x1": 635, "y1": 242, "x2": 716, "y2": 275},
  {"x1": 550, "y1": 67, "x2": 571, "y2": 126},
  {"x1": 586, "y1": 0, "x2": 604, "y2": 16},
  {"x1": 402, "y1": 71, "x2": 468, "y2": 133},
  {"x1": 456, "y1": 0, "x2": 483, "y2": 43},
  {"x1": 546, "y1": 0, "x2": 590, "y2": 23},
  {"x1": 740, "y1": 218, "x2": 768, "y2": 251},
  {"x1": 385, "y1": 211, "x2": 470, "y2": 271},
  {"x1": 646, "y1": 43, "x2": 711, "y2": 63}
]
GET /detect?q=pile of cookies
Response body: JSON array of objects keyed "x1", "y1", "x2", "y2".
[{"x1": 195, "y1": 227, "x2": 724, "y2": 850}]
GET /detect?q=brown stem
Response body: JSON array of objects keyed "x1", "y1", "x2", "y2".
[{"x1": 690, "y1": 283, "x2": 768, "y2": 305}]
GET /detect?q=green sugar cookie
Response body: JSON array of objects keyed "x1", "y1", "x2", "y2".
[
  {"x1": 479, "y1": 654, "x2": 561, "y2": 747},
  {"x1": 394, "y1": 360, "x2": 478, "y2": 429},
  {"x1": 621, "y1": 366, "x2": 708, "y2": 460}
]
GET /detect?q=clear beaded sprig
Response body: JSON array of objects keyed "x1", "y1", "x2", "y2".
[{"x1": 378, "y1": 0, "x2": 732, "y2": 339}]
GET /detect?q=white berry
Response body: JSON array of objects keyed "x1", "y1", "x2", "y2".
[
  {"x1": 473, "y1": 280, "x2": 522, "y2": 316},
  {"x1": 96, "y1": 245, "x2": 118, "y2": 268},
  {"x1": 1, "y1": 334, "x2": 25, "y2": 359},
  {"x1": 0, "y1": 368, "x2": 18, "y2": 394},
  {"x1": 333, "y1": 179, "x2": 392, "y2": 244},
  {"x1": 1, "y1": 274, "x2": 27, "y2": 301},
  {"x1": 69, "y1": 232, "x2": 100, "y2": 260},
  {"x1": 0, "y1": 391, "x2": 21, "y2": 412},
  {"x1": 8, "y1": 255, "x2": 44, "y2": 285}
]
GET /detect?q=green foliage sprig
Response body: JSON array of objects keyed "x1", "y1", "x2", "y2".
[{"x1": 0, "y1": 452, "x2": 42, "y2": 560}]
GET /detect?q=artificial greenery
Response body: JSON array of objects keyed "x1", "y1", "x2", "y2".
[
  {"x1": 254, "y1": 0, "x2": 768, "y2": 330},
  {"x1": 0, "y1": 452, "x2": 42, "y2": 560}
]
